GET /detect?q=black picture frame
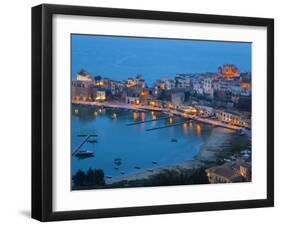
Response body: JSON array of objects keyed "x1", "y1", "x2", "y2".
[{"x1": 32, "y1": 3, "x2": 274, "y2": 222}]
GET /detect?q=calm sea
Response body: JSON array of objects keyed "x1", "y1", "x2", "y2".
[{"x1": 71, "y1": 105, "x2": 227, "y2": 179}]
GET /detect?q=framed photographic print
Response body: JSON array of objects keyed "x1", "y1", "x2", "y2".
[{"x1": 32, "y1": 4, "x2": 274, "y2": 221}]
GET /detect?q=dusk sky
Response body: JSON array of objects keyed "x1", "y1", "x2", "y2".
[{"x1": 71, "y1": 34, "x2": 252, "y2": 85}]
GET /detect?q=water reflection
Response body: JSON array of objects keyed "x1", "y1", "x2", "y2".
[
  {"x1": 151, "y1": 111, "x2": 157, "y2": 120},
  {"x1": 133, "y1": 111, "x2": 138, "y2": 121},
  {"x1": 182, "y1": 122, "x2": 188, "y2": 135},
  {"x1": 169, "y1": 117, "x2": 173, "y2": 124},
  {"x1": 141, "y1": 112, "x2": 145, "y2": 121},
  {"x1": 195, "y1": 123, "x2": 202, "y2": 136}
]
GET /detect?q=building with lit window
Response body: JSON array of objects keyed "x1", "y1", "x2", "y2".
[
  {"x1": 205, "y1": 158, "x2": 251, "y2": 183},
  {"x1": 95, "y1": 90, "x2": 106, "y2": 101},
  {"x1": 218, "y1": 64, "x2": 240, "y2": 79},
  {"x1": 71, "y1": 80, "x2": 96, "y2": 101},
  {"x1": 76, "y1": 69, "x2": 94, "y2": 82},
  {"x1": 215, "y1": 110, "x2": 251, "y2": 128}
]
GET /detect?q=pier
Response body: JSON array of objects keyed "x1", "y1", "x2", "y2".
[
  {"x1": 72, "y1": 134, "x2": 98, "y2": 156},
  {"x1": 126, "y1": 116, "x2": 170, "y2": 126},
  {"x1": 146, "y1": 120, "x2": 189, "y2": 131},
  {"x1": 73, "y1": 100, "x2": 147, "y2": 112}
]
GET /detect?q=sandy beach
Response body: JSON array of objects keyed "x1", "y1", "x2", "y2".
[{"x1": 195, "y1": 127, "x2": 235, "y2": 161}]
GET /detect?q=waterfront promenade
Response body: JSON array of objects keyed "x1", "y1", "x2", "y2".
[{"x1": 72, "y1": 100, "x2": 242, "y2": 131}]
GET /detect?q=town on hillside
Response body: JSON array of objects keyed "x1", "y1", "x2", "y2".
[
  {"x1": 72, "y1": 64, "x2": 252, "y2": 130},
  {"x1": 71, "y1": 64, "x2": 252, "y2": 185}
]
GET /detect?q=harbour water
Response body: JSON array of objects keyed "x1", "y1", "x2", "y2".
[{"x1": 71, "y1": 105, "x2": 232, "y2": 179}]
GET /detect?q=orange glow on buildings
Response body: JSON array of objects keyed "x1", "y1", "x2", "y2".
[
  {"x1": 241, "y1": 82, "x2": 251, "y2": 89},
  {"x1": 140, "y1": 90, "x2": 149, "y2": 97},
  {"x1": 150, "y1": 101, "x2": 156, "y2": 107},
  {"x1": 219, "y1": 64, "x2": 240, "y2": 78},
  {"x1": 95, "y1": 81, "x2": 104, "y2": 86}
]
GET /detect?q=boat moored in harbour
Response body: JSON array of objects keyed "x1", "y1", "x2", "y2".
[{"x1": 75, "y1": 150, "x2": 95, "y2": 158}]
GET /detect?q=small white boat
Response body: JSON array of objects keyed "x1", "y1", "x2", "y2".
[
  {"x1": 75, "y1": 150, "x2": 94, "y2": 158},
  {"x1": 112, "y1": 113, "x2": 117, "y2": 119}
]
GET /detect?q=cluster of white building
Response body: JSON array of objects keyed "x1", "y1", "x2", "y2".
[
  {"x1": 153, "y1": 73, "x2": 251, "y2": 98},
  {"x1": 71, "y1": 65, "x2": 252, "y2": 128}
]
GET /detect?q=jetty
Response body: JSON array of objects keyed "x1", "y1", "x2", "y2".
[
  {"x1": 126, "y1": 116, "x2": 170, "y2": 126},
  {"x1": 72, "y1": 100, "x2": 146, "y2": 112},
  {"x1": 146, "y1": 120, "x2": 189, "y2": 131},
  {"x1": 72, "y1": 134, "x2": 98, "y2": 156}
]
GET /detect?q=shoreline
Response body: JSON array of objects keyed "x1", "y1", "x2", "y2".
[
  {"x1": 72, "y1": 100, "x2": 244, "y2": 131},
  {"x1": 108, "y1": 159, "x2": 203, "y2": 184},
  {"x1": 72, "y1": 102, "x2": 250, "y2": 185},
  {"x1": 108, "y1": 127, "x2": 237, "y2": 184}
]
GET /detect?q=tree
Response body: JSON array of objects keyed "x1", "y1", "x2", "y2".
[
  {"x1": 158, "y1": 90, "x2": 170, "y2": 101},
  {"x1": 237, "y1": 96, "x2": 251, "y2": 112},
  {"x1": 94, "y1": 169, "x2": 105, "y2": 185},
  {"x1": 73, "y1": 168, "x2": 106, "y2": 188},
  {"x1": 72, "y1": 170, "x2": 86, "y2": 187},
  {"x1": 94, "y1": 75, "x2": 102, "y2": 82},
  {"x1": 85, "y1": 168, "x2": 105, "y2": 186},
  {"x1": 184, "y1": 91, "x2": 190, "y2": 102},
  {"x1": 85, "y1": 168, "x2": 96, "y2": 185}
]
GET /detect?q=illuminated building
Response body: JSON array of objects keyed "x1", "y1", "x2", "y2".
[
  {"x1": 241, "y1": 82, "x2": 251, "y2": 89},
  {"x1": 95, "y1": 90, "x2": 106, "y2": 101},
  {"x1": 127, "y1": 77, "x2": 137, "y2": 87},
  {"x1": 205, "y1": 158, "x2": 251, "y2": 183},
  {"x1": 218, "y1": 64, "x2": 240, "y2": 79},
  {"x1": 125, "y1": 96, "x2": 140, "y2": 105},
  {"x1": 127, "y1": 75, "x2": 146, "y2": 88},
  {"x1": 76, "y1": 69, "x2": 93, "y2": 81},
  {"x1": 215, "y1": 110, "x2": 251, "y2": 128},
  {"x1": 71, "y1": 80, "x2": 96, "y2": 101}
]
